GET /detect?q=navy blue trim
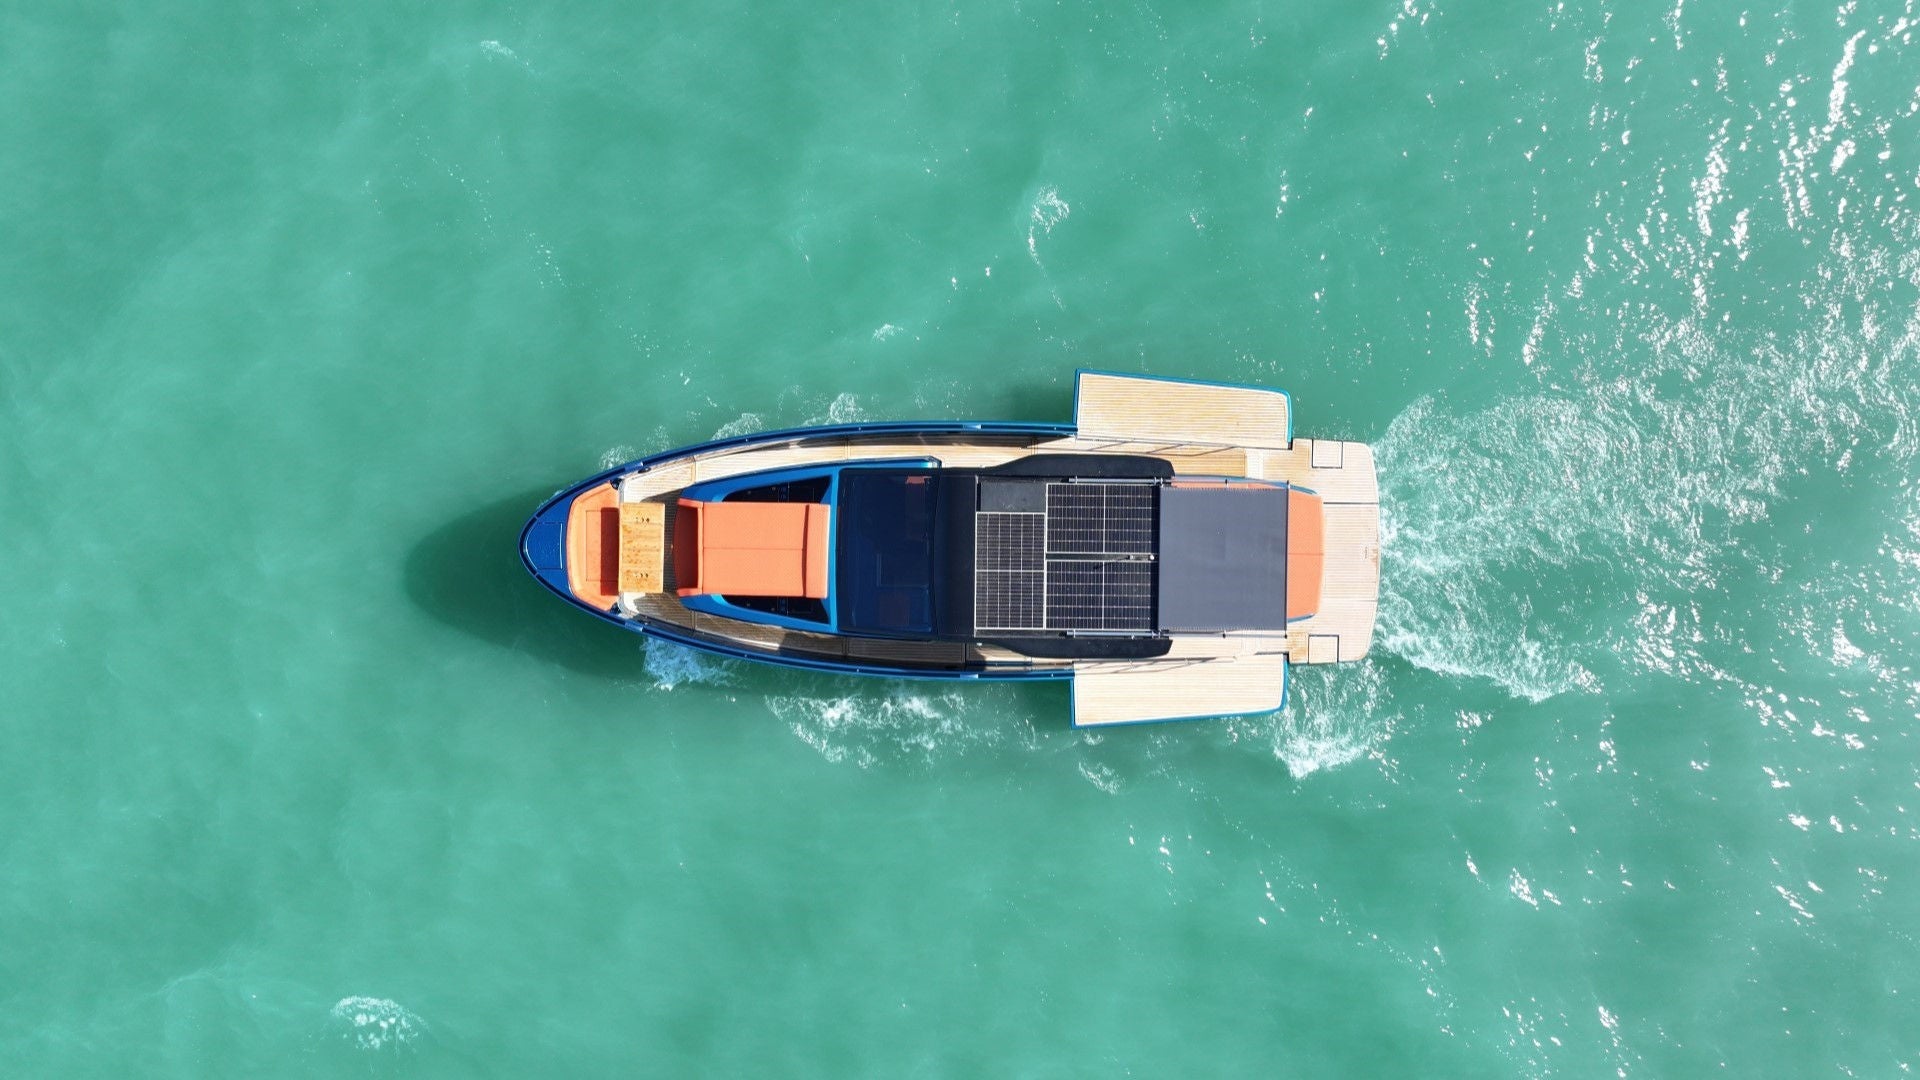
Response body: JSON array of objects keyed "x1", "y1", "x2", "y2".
[
  {"x1": 681, "y1": 462, "x2": 840, "y2": 504},
  {"x1": 637, "y1": 620, "x2": 1072, "y2": 680},
  {"x1": 525, "y1": 420, "x2": 1075, "y2": 530},
  {"x1": 641, "y1": 420, "x2": 1072, "y2": 480},
  {"x1": 1072, "y1": 368, "x2": 1293, "y2": 448},
  {"x1": 679, "y1": 458, "x2": 936, "y2": 505},
  {"x1": 517, "y1": 482, "x2": 614, "y2": 611}
]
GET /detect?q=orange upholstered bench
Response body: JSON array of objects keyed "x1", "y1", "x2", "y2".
[
  {"x1": 564, "y1": 483, "x2": 621, "y2": 611},
  {"x1": 674, "y1": 499, "x2": 831, "y2": 599},
  {"x1": 1286, "y1": 488, "x2": 1324, "y2": 622}
]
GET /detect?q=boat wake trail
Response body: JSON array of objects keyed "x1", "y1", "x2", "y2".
[
  {"x1": 1225, "y1": 661, "x2": 1395, "y2": 778},
  {"x1": 1375, "y1": 226, "x2": 1920, "y2": 702},
  {"x1": 1373, "y1": 396, "x2": 1606, "y2": 702},
  {"x1": 1026, "y1": 186, "x2": 1070, "y2": 265},
  {"x1": 1372, "y1": 10, "x2": 1920, "y2": 706},
  {"x1": 768, "y1": 682, "x2": 1039, "y2": 767},
  {"x1": 642, "y1": 640, "x2": 736, "y2": 690}
]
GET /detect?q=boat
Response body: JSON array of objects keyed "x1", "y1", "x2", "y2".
[{"x1": 519, "y1": 371, "x2": 1379, "y2": 726}]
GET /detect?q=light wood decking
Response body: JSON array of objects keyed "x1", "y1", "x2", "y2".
[
  {"x1": 617, "y1": 503, "x2": 665, "y2": 594},
  {"x1": 1260, "y1": 439, "x2": 1381, "y2": 664},
  {"x1": 1075, "y1": 371, "x2": 1293, "y2": 449},
  {"x1": 1073, "y1": 650, "x2": 1288, "y2": 726}
]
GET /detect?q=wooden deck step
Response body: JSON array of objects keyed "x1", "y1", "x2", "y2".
[
  {"x1": 1075, "y1": 371, "x2": 1292, "y2": 450},
  {"x1": 617, "y1": 502, "x2": 666, "y2": 594},
  {"x1": 1072, "y1": 652, "x2": 1287, "y2": 726}
]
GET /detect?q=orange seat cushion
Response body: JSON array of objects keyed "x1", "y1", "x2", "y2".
[
  {"x1": 1287, "y1": 488, "x2": 1324, "y2": 621},
  {"x1": 674, "y1": 499, "x2": 832, "y2": 599},
  {"x1": 564, "y1": 484, "x2": 621, "y2": 611}
]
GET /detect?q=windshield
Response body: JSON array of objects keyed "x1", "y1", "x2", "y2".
[{"x1": 834, "y1": 471, "x2": 935, "y2": 634}]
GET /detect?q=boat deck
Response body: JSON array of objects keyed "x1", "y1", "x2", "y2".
[{"x1": 590, "y1": 372, "x2": 1379, "y2": 722}]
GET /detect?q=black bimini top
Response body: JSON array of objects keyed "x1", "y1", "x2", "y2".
[
  {"x1": 1153, "y1": 484, "x2": 1288, "y2": 632},
  {"x1": 834, "y1": 455, "x2": 1289, "y2": 658}
]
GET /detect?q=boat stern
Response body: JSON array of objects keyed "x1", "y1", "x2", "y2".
[{"x1": 1282, "y1": 440, "x2": 1381, "y2": 663}]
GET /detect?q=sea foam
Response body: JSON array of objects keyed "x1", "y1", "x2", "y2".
[
  {"x1": 329, "y1": 996, "x2": 424, "y2": 1052},
  {"x1": 769, "y1": 683, "x2": 1035, "y2": 767},
  {"x1": 1229, "y1": 661, "x2": 1395, "y2": 778},
  {"x1": 642, "y1": 639, "x2": 735, "y2": 690},
  {"x1": 1378, "y1": 216, "x2": 1919, "y2": 703},
  {"x1": 1026, "y1": 186, "x2": 1070, "y2": 263}
]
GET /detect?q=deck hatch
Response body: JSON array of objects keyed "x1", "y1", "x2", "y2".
[{"x1": 973, "y1": 483, "x2": 1157, "y2": 634}]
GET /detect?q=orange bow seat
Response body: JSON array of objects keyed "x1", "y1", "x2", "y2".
[
  {"x1": 674, "y1": 499, "x2": 831, "y2": 599},
  {"x1": 564, "y1": 483, "x2": 621, "y2": 611}
]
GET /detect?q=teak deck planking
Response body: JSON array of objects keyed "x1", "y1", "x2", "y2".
[{"x1": 1072, "y1": 651, "x2": 1289, "y2": 727}]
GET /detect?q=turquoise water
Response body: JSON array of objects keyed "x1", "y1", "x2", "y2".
[{"x1": 4, "y1": 0, "x2": 1919, "y2": 1074}]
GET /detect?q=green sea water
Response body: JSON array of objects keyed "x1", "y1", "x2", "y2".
[{"x1": 5, "y1": 0, "x2": 1920, "y2": 1074}]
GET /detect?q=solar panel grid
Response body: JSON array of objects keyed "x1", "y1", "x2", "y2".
[
  {"x1": 1045, "y1": 485, "x2": 1154, "y2": 555},
  {"x1": 1096, "y1": 560, "x2": 1154, "y2": 628},
  {"x1": 973, "y1": 483, "x2": 1160, "y2": 634},
  {"x1": 975, "y1": 512, "x2": 1043, "y2": 570},
  {"x1": 973, "y1": 512, "x2": 1044, "y2": 631},
  {"x1": 1042, "y1": 561, "x2": 1104, "y2": 629}
]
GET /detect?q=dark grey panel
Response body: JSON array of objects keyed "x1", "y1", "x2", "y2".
[
  {"x1": 1155, "y1": 485, "x2": 1289, "y2": 632},
  {"x1": 979, "y1": 479, "x2": 1048, "y2": 514}
]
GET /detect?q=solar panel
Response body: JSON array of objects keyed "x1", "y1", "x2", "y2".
[
  {"x1": 1044, "y1": 558, "x2": 1153, "y2": 630},
  {"x1": 1045, "y1": 484, "x2": 1155, "y2": 555},
  {"x1": 973, "y1": 512, "x2": 1044, "y2": 631},
  {"x1": 974, "y1": 483, "x2": 1157, "y2": 634}
]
